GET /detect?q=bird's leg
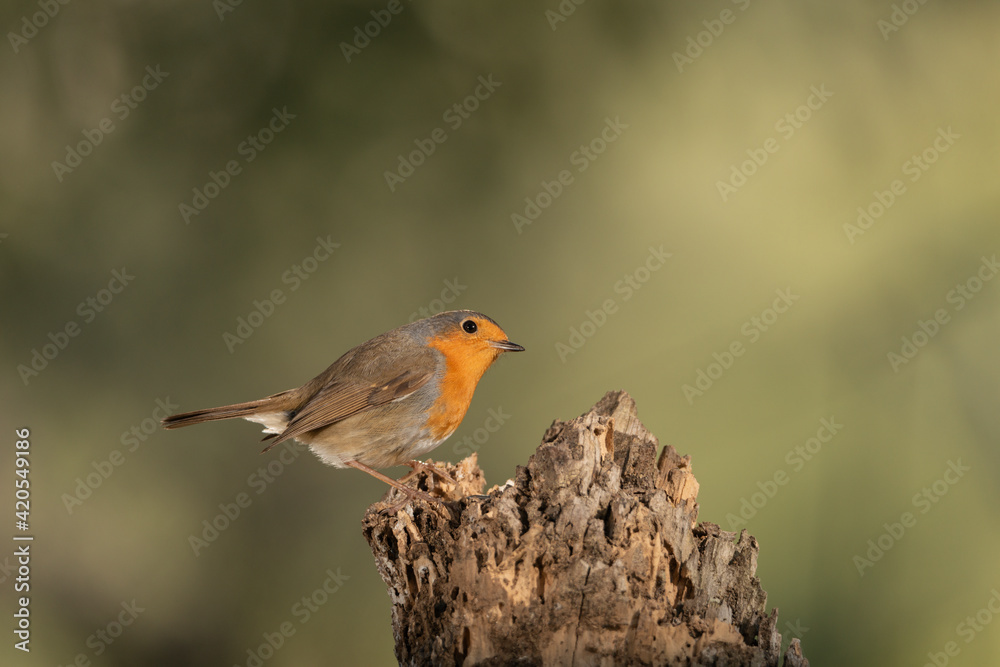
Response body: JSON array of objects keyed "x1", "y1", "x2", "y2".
[
  {"x1": 344, "y1": 460, "x2": 447, "y2": 510},
  {"x1": 399, "y1": 459, "x2": 457, "y2": 486}
]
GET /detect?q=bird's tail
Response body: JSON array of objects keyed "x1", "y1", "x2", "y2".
[{"x1": 161, "y1": 397, "x2": 281, "y2": 430}]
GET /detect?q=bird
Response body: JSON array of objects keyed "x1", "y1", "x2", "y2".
[{"x1": 161, "y1": 310, "x2": 523, "y2": 505}]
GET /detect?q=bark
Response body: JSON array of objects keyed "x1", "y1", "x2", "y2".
[{"x1": 362, "y1": 391, "x2": 810, "y2": 666}]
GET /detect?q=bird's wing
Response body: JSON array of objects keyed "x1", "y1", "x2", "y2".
[{"x1": 262, "y1": 362, "x2": 434, "y2": 449}]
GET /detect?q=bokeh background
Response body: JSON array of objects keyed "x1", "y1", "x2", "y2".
[{"x1": 3, "y1": 1, "x2": 1000, "y2": 665}]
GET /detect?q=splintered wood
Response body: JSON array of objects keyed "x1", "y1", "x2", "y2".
[{"x1": 362, "y1": 390, "x2": 809, "y2": 667}]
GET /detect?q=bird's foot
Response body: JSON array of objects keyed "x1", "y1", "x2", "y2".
[
  {"x1": 343, "y1": 460, "x2": 453, "y2": 517},
  {"x1": 399, "y1": 459, "x2": 457, "y2": 486}
]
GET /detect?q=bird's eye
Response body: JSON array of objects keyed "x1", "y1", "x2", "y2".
[{"x1": 462, "y1": 320, "x2": 478, "y2": 334}]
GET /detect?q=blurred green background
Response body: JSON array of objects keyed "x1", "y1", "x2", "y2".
[{"x1": 3, "y1": 1, "x2": 1000, "y2": 665}]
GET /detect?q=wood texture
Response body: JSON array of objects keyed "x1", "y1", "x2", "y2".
[{"x1": 362, "y1": 390, "x2": 810, "y2": 666}]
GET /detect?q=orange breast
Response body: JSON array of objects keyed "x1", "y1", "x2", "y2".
[{"x1": 424, "y1": 335, "x2": 497, "y2": 441}]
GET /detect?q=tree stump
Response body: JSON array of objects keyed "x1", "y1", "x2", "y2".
[{"x1": 362, "y1": 391, "x2": 809, "y2": 666}]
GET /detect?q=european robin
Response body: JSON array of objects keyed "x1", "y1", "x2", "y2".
[{"x1": 162, "y1": 310, "x2": 523, "y2": 504}]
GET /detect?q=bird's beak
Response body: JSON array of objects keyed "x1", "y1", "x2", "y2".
[{"x1": 490, "y1": 339, "x2": 525, "y2": 352}]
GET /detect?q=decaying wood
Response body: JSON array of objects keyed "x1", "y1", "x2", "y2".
[{"x1": 362, "y1": 391, "x2": 809, "y2": 666}]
